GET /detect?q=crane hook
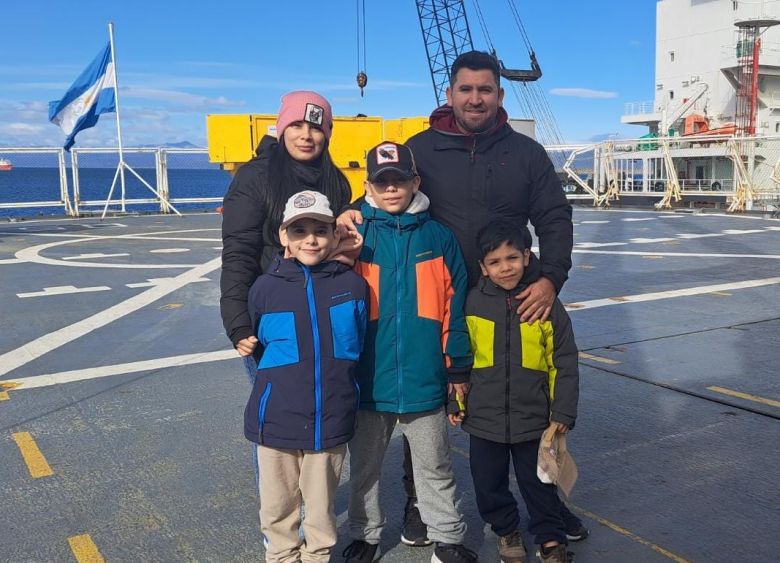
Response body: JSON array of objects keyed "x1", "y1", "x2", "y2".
[{"x1": 357, "y1": 71, "x2": 368, "y2": 97}]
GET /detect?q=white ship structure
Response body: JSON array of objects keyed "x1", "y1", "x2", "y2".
[{"x1": 565, "y1": 0, "x2": 780, "y2": 212}]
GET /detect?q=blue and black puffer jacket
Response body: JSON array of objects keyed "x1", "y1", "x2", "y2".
[{"x1": 246, "y1": 256, "x2": 368, "y2": 450}]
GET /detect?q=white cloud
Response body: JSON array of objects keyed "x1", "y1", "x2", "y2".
[
  {"x1": 550, "y1": 88, "x2": 618, "y2": 99},
  {"x1": 121, "y1": 87, "x2": 245, "y2": 111}
]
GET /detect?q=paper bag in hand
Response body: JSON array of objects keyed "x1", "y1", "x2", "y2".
[{"x1": 537, "y1": 426, "x2": 578, "y2": 498}]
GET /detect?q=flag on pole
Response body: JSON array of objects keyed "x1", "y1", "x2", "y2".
[{"x1": 49, "y1": 42, "x2": 116, "y2": 151}]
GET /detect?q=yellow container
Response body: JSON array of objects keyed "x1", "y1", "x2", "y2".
[{"x1": 206, "y1": 113, "x2": 430, "y2": 199}]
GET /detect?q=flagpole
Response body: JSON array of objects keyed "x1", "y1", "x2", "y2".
[{"x1": 108, "y1": 21, "x2": 127, "y2": 212}]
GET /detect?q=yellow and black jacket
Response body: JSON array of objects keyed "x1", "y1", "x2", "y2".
[{"x1": 462, "y1": 264, "x2": 579, "y2": 444}]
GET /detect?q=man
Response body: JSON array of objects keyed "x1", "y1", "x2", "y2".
[{"x1": 339, "y1": 50, "x2": 582, "y2": 554}]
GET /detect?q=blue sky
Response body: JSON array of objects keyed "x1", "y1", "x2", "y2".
[{"x1": 0, "y1": 0, "x2": 657, "y2": 147}]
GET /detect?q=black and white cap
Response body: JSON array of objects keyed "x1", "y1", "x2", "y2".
[{"x1": 366, "y1": 141, "x2": 418, "y2": 182}]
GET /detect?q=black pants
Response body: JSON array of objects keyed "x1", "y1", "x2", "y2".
[{"x1": 469, "y1": 434, "x2": 567, "y2": 545}]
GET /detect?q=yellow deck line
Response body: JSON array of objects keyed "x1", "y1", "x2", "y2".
[
  {"x1": 449, "y1": 446, "x2": 688, "y2": 561},
  {"x1": 68, "y1": 534, "x2": 105, "y2": 563},
  {"x1": 707, "y1": 386, "x2": 780, "y2": 408},
  {"x1": 569, "y1": 504, "x2": 691, "y2": 563},
  {"x1": 12, "y1": 431, "x2": 54, "y2": 478},
  {"x1": 0, "y1": 391, "x2": 9, "y2": 401},
  {"x1": 579, "y1": 352, "x2": 621, "y2": 365}
]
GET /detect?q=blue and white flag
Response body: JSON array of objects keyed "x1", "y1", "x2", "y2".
[{"x1": 49, "y1": 42, "x2": 116, "y2": 151}]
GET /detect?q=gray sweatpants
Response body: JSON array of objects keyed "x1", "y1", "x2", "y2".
[{"x1": 347, "y1": 408, "x2": 466, "y2": 545}]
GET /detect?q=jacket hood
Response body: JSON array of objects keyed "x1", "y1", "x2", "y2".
[
  {"x1": 254, "y1": 134, "x2": 278, "y2": 160},
  {"x1": 428, "y1": 105, "x2": 509, "y2": 137},
  {"x1": 476, "y1": 252, "x2": 543, "y2": 296},
  {"x1": 364, "y1": 190, "x2": 430, "y2": 214},
  {"x1": 359, "y1": 197, "x2": 431, "y2": 231}
]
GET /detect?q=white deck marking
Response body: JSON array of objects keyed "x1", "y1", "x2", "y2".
[
  {"x1": 17, "y1": 285, "x2": 111, "y2": 298},
  {"x1": 126, "y1": 277, "x2": 210, "y2": 288},
  {"x1": 721, "y1": 229, "x2": 766, "y2": 235},
  {"x1": 629, "y1": 238, "x2": 677, "y2": 244},
  {"x1": 62, "y1": 253, "x2": 129, "y2": 260},
  {"x1": 565, "y1": 277, "x2": 780, "y2": 311},
  {"x1": 622, "y1": 217, "x2": 656, "y2": 222},
  {"x1": 0, "y1": 258, "x2": 24, "y2": 264},
  {"x1": 676, "y1": 233, "x2": 723, "y2": 239},
  {"x1": 581, "y1": 220, "x2": 610, "y2": 224},
  {"x1": 575, "y1": 242, "x2": 627, "y2": 248},
  {"x1": 574, "y1": 249, "x2": 780, "y2": 259},
  {"x1": 5, "y1": 350, "x2": 237, "y2": 390},
  {"x1": 0, "y1": 256, "x2": 222, "y2": 378},
  {"x1": 149, "y1": 248, "x2": 190, "y2": 254}
]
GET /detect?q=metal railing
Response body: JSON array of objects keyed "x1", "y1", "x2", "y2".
[{"x1": 0, "y1": 147, "x2": 230, "y2": 217}]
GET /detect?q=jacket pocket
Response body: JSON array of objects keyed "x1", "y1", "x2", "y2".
[
  {"x1": 258, "y1": 312, "x2": 299, "y2": 369},
  {"x1": 467, "y1": 315, "x2": 495, "y2": 368},
  {"x1": 520, "y1": 321, "x2": 548, "y2": 372},
  {"x1": 330, "y1": 300, "x2": 366, "y2": 361}
]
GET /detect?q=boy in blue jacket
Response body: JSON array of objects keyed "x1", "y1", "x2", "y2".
[
  {"x1": 247, "y1": 190, "x2": 368, "y2": 563},
  {"x1": 343, "y1": 142, "x2": 477, "y2": 563}
]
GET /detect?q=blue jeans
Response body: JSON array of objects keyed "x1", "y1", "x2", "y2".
[{"x1": 243, "y1": 355, "x2": 260, "y2": 493}]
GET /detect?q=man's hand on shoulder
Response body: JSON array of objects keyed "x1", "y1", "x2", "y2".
[{"x1": 514, "y1": 277, "x2": 556, "y2": 324}]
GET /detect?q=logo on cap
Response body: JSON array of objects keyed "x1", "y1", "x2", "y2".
[
  {"x1": 376, "y1": 143, "x2": 399, "y2": 164},
  {"x1": 304, "y1": 103, "x2": 324, "y2": 126},
  {"x1": 293, "y1": 192, "x2": 317, "y2": 208}
]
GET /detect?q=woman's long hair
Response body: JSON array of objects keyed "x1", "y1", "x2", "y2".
[{"x1": 265, "y1": 139, "x2": 352, "y2": 247}]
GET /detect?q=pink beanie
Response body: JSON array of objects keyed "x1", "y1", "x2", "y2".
[{"x1": 276, "y1": 91, "x2": 333, "y2": 140}]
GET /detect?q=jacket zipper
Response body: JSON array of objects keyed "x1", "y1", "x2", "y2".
[
  {"x1": 303, "y1": 266, "x2": 323, "y2": 451},
  {"x1": 258, "y1": 382, "x2": 272, "y2": 442},
  {"x1": 394, "y1": 216, "x2": 404, "y2": 412},
  {"x1": 505, "y1": 294, "x2": 511, "y2": 443},
  {"x1": 469, "y1": 137, "x2": 476, "y2": 163}
]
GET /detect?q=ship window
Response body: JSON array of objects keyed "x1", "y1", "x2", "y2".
[
  {"x1": 670, "y1": 51, "x2": 675, "y2": 62},
  {"x1": 670, "y1": 90, "x2": 675, "y2": 100},
  {"x1": 776, "y1": 122, "x2": 779, "y2": 133},
  {"x1": 733, "y1": 1, "x2": 738, "y2": 10}
]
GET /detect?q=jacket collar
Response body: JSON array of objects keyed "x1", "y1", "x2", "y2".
[
  {"x1": 428, "y1": 106, "x2": 512, "y2": 152},
  {"x1": 266, "y1": 255, "x2": 351, "y2": 281},
  {"x1": 360, "y1": 196, "x2": 431, "y2": 231}
]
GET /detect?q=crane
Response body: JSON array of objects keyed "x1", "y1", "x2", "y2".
[{"x1": 414, "y1": 0, "x2": 541, "y2": 107}]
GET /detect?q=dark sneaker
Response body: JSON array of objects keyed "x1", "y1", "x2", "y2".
[
  {"x1": 431, "y1": 543, "x2": 478, "y2": 563},
  {"x1": 401, "y1": 498, "x2": 432, "y2": 546},
  {"x1": 497, "y1": 529, "x2": 527, "y2": 563},
  {"x1": 565, "y1": 522, "x2": 589, "y2": 542},
  {"x1": 343, "y1": 540, "x2": 379, "y2": 563},
  {"x1": 537, "y1": 544, "x2": 574, "y2": 563}
]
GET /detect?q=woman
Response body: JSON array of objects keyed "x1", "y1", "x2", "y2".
[{"x1": 220, "y1": 91, "x2": 352, "y2": 490}]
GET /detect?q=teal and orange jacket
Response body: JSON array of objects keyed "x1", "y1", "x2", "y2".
[{"x1": 355, "y1": 192, "x2": 472, "y2": 414}]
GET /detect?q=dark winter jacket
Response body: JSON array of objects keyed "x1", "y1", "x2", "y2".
[
  {"x1": 220, "y1": 135, "x2": 351, "y2": 348},
  {"x1": 245, "y1": 256, "x2": 368, "y2": 450},
  {"x1": 354, "y1": 192, "x2": 472, "y2": 414},
  {"x1": 405, "y1": 106, "x2": 573, "y2": 290},
  {"x1": 462, "y1": 258, "x2": 579, "y2": 444}
]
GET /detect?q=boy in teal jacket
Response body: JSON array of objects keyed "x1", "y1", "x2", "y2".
[{"x1": 343, "y1": 142, "x2": 477, "y2": 563}]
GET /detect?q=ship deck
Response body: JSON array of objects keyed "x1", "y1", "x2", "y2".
[{"x1": 1, "y1": 208, "x2": 778, "y2": 562}]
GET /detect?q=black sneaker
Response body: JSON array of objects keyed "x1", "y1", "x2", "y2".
[
  {"x1": 431, "y1": 543, "x2": 478, "y2": 563},
  {"x1": 565, "y1": 522, "x2": 589, "y2": 542},
  {"x1": 401, "y1": 498, "x2": 432, "y2": 546},
  {"x1": 342, "y1": 540, "x2": 379, "y2": 563}
]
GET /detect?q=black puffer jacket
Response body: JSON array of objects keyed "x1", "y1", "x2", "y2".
[
  {"x1": 462, "y1": 259, "x2": 579, "y2": 444},
  {"x1": 405, "y1": 106, "x2": 573, "y2": 290},
  {"x1": 220, "y1": 136, "x2": 350, "y2": 347}
]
